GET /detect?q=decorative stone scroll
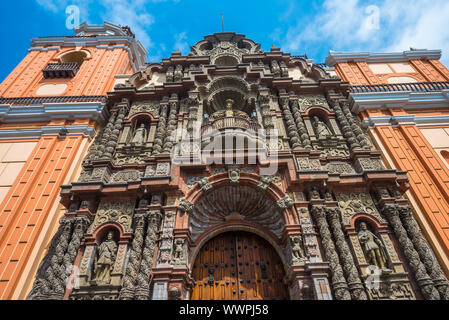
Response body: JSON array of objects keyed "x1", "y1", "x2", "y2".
[
  {"x1": 297, "y1": 158, "x2": 322, "y2": 171},
  {"x1": 178, "y1": 198, "x2": 194, "y2": 213}
]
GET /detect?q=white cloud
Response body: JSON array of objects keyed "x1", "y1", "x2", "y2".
[{"x1": 280, "y1": 0, "x2": 449, "y2": 65}]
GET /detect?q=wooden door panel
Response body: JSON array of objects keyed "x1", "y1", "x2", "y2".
[{"x1": 191, "y1": 232, "x2": 289, "y2": 300}]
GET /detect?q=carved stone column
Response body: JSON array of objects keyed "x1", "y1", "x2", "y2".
[
  {"x1": 398, "y1": 205, "x2": 449, "y2": 300},
  {"x1": 119, "y1": 213, "x2": 147, "y2": 300},
  {"x1": 27, "y1": 218, "x2": 73, "y2": 300},
  {"x1": 382, "y1": 204, "x2": 440, "y2": 300},
  {"x1": 135, "y1": 210, "x2": 163, "y2": 300},
  {"x1": 290, "y1": 98, "x2": 312, "y2": 149},
  {"x1": 95, "y1": 109, "x2": 118, "y2": 159},
  {"x1": 103, "y1": 100, "x2": 129, "y2": 159},
  {"x1": 258, "y1": 95, "x2": 274, "y2": 130},
  {"x1": 328, "y1": 99, "x2": 360, "y2": 151},
  {"x1": 326, "y1": 207, "x2": 368, "y2": 300},
  {"x1": 311, "y1": 205, "x2": 351, "y2": 300},
  {"x1": 152, "y1": 101, "x2": 169, "y2": 155},
  {"x1": 340, "y1": 101, "x2": 370, "y2": 150},
  {"x1": 280, "y1": 97, "x2": 302, "y2": 150},
  {"x1": 162, "y1": 100, "x2": 179, "y2": 154}
]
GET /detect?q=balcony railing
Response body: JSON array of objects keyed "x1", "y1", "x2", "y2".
[
  {"x1": 42, "y1": 62, "x2": 80, "y2": 79},
  {"x1": 201, "y1": 116, "x2": 262, "y2": 135},
  {"x1": 349, "y1": 81, "x2": 449, "y2": 93}
]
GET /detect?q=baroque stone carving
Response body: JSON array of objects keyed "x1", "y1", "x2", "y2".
[
  {"x1": 178, "y1": 198, "x2": 194, "y2": 213},
  {"x1": 326, "y1": 207, "x2": 368, "y2": 300},
  {"x1": 110, "y1": 170, "x2": 142, "y2": 183},
  {"x1": 277, "y1": 195, "x2": 294, "y2": 209},
  {"x1": 198, "y1": 177, "x2": 213, "y2": 192},
  {"x1": 93, "y1": 231, "x2": 118, "y2": 285},
  {"x1": 172, "y1": 238, "x2": 187, "y2": 266},
  {"x1": 326, "y1": 162, "x2": 355, "y2": 174},
  {"x1": 290, "y1": 236, "x2": 307, "y2": 265},
  {"x1": 335, "y1": 193, "x2": 386, "y2": 226},
  {"x1": 227, "y1": 165, "x2": 241, "y2": 186},
  {"x1": 128, "y1": 101, "x2": 159, "y2": 118},
  {"x1": 311, "y1": 205, "x2": 351, "y2": 300},
  {"x1": 357, "y1": 222, "x2": 390, "y2": 271},
  {"x1": 130, "y1": 124, "x2": 148, "y2": 146},
  {"x1": 257, "y1": 176, "x2": 273, "y2": 191},
  {"x1": 312, "y1": 116, "x2": 332, "y2": 140},
  {"x1": 88, "y1": 201, "x2": 135, "y2": 234},
  {"x1": 382, "y1": 204, "x2": 440, "y2": 300}
]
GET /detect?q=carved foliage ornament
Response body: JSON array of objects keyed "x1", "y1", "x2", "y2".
[{"x1": 88, "y1": 200, "x2": 135, "y2": 234}]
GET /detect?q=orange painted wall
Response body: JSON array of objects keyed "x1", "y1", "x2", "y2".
[
  {"x1": 0, "y1": 46, "x2": 133, "y2": 98},
  {"x1": 334, "y1": 59, "x2": 449, "y2": 85},
  {"x1": 373, "y1": 123, "x2": 449, "y2": 259},
  {"x1": 0, "y1": 131, "x2": 89, "y2": 299}
]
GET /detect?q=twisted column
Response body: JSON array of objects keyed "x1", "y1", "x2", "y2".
[
  {"x1": 119, "y1": 214, "x2": 147, "y2": 300},
  {"x1": 326, "y1": 207, "x2": 367, "y2": 300},
  {"x1": 329, "y1": 99, "x2": 360, "y2": 150},
  {"x1": 152, "y1": 103, "x2": 169, "y2": 155},
  {"x1": 398, "y1": 205, "x2": 449, "y2": 299},
  {"x1": 54, "y1": 217, "x2": 90, "y2": 299},
  {"x1": 290, "y1": 99, "x2": 311, "y2": 149},
  {"x1": 258, "y1": 95, "x2": 274, "y2": 130},
  {"x1": 280, "y1": 97, "x2": 302, "y2": 150},
  {"x1": 340, "y1": 101, "x2": 370, "y2": 149},
  {"x1": 27, "y1": 218, "x2": 73, "y2": 300},
  {"x1": 95, "y1": 110, "x2": 117, "y2": 159},
  {"x1": 135, "y1": 211, "x2": 162, "y2": 300},
  {"x1": 311, "y1": 205, "x2": 351, "y2": 300},
  {"x1": 162, "y1": 101, "x2": 179, "y2": 153},
  {"x1": 382, "y1": 204, "x2": 440, "y2": 300},
  {"x1": 103, "y1": 106, "x2": 128, "y2": 159}
]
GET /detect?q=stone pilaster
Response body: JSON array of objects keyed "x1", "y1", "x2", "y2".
[{"x1": 340, "y1": 101, "x2": 370, "y2": 149}]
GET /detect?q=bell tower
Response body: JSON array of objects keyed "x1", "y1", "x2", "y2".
[{"x1": 0, "y1": 22, "x2": 146, "y2": 300}]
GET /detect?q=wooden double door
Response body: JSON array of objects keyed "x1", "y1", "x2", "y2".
[{"x1": 191, "y1": 232, "x2": 289, "y2": 300}]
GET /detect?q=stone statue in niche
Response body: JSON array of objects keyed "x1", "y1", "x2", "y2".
[
  {"x1": 312, "y1": 116, "x2": 332, "y2": 139},
  {"x1": 130, "y1": 123, "x2": 148, "y2": 146},
  {"x1": 357, "y1": 222, "x2": 390, "y2": 272},
  {"x1": 93, "y1": 231, "x2": 118, "y2": 285},
  {"x1": 173, "y1": 238, "x2": 185, "y2": 264},
  {"x1": 290, "y1": 236, "x2": 307, "y2": 264}
]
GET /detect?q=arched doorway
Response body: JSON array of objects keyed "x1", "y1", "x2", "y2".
[{"x1": 191, "y1": 231, "x2": 289, "y2": 300}]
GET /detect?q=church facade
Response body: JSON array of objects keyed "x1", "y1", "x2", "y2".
[{"x1": 2, "y1": 24, "x2": 449, "y2": 300}]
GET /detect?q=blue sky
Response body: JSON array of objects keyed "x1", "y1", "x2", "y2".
[{"x1": 1, "y1": 0, "x2": 449, "y2": 82}]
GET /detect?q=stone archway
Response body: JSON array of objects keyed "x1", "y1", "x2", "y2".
[{"x1": 190, "y1": 231, "x2": 289, "y2": 300}]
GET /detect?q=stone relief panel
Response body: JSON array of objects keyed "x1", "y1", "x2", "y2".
[
  {"x1": 297, "y1": 157, "x2": 322, "y2": 171},
  {"x1": 128, "y1": 101, "x2": 160, "y2": 119},
  {"x1": 87, "y1": 200, "x2": 135, "y2": 234},
  {"x1": 157, "y1": 212, "x2": 176, "y2": 266},
  {"x1": 326, "y1": 162, "x2": 356, "y2": 174},
  {"x1": 110, "y1": 170, "x2": 143, "y2": 183},
  {"x1": 297, "y1": 94, "x2": 330, "y2": 112},
  {"x1": 335, "y1": 193, "x2": 386, "y2": 226}
]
